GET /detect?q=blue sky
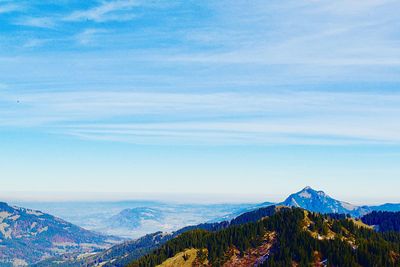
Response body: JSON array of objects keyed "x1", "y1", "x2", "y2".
[{"x1": 0, "y1": 0, "x2": 400, "y2": 203}]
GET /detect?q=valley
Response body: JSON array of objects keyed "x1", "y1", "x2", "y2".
[{"x1": 6, "y1": 186, "x2": 397, "y2": 267}]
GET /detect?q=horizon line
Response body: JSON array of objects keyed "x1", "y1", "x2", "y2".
[{"x1": 1, "y1": 189, "x2": 398, "y2": 206}]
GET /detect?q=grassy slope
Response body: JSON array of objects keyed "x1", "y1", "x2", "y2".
[{"x1": 157, "y1": 248, "x2": 208, "y2": 267}]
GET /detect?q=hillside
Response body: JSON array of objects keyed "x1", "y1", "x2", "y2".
[
  {"x1": 34, "y1": 187, "x2": 400, "y2": 266},
  {"x1": 361, "y1": 211, "x2": 400, "y2": 232},
  {"x1": 0, "y1": 202, "x2": 120, "y2": 266},
  {"x1": 129, "y1": 207, "x2": 400, "y2": 267},
  {"x1": 33, "y1": 206, "x2": 278, "y2": 267},
  {"x1": 156, "y1": 248, "x2": 208, "y2": 267}
]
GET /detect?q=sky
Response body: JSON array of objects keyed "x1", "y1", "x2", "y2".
[{"x1": 0, "y1": 0, "x2": 399, "y2": 204}]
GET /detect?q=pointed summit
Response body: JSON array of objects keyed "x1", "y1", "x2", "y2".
[
  {"x1": 298, "y1": 186, "x2": 328, "y2": 197},
  {"x1": 280, "y1": 187, "x2": 364, "y2": 216}
]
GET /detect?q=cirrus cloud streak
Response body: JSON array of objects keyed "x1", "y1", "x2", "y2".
[{"x1": 1, "y1": 90, "x2": 399, "y2": 145}]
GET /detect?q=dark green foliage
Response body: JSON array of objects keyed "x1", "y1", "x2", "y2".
[
  {"x1": 196, "y1": 249, "x2": 207, "y2": 263},
  {"x1": 128, "y1": 221, "x2": 266, "y2": 267},
  {"x1": 362, "y1": 211, "x2": 400, "y2": 232},
  {"x1": 41, "y1": 206, "x2": 278, "y2": 267},
  {"x1": 128, "y1": 208, "x2": 400, "y2": 267},
  {"x1": 262, "y1": 209, "x2": 400, "y2": 267},
  {"x1": 230, "y1": 205, "x2": 276, "y2": 226},
  {"x1": 175, "y1": 221, "x2": 230, "y2": 235},
  {"x1": 325, "y1": 213, "x2": 350, "y2": 220}
]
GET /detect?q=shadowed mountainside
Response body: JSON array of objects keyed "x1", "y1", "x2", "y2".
[{"x1": 0, "y1": 202, "x2": 121, "y2": 266}]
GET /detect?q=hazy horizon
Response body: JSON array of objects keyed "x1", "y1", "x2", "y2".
[{"x1": 1, "y1": 185, "x2": 398, "y2": 206}]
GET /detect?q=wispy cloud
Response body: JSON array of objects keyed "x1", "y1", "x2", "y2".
[
  {"x1": 22, "y1": 38, "x2": 48, "y2": 48},
  {"x1": 0, "y1": 0, "x2": 399, "y2": 146},
  {"x1": 65, "y1": 122, "x2": 399, "y2": 146},
  {"x1": 0, "y1": 3, "x2": 21, "y2": 14},
  {"x1": 311, "y1": 0, "x2": 398, "y2": 15},
  {"x1": 2, "y1": 0, "x2": 400, "y2": 69},
  {"x1": 65, "y1": 0, "x2": 138, "y2": 22},
  {"x1": 14, "y1": 17, "x2": 56, "y2": 28},
  {"x1": 75, "y1": 28, "x2": 107, "y2": 45},
  {"x1": 1, "y1": 90, "x2": 400, "y2": 145}
]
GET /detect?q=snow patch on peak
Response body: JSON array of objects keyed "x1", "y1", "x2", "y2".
[
  {"x1": 299, "y1": 191, "x2": 312, "y2": 198},
  {"x1": 340, "y1": 201, "x2": 358, "y2": 211},
  {"x1": 26, "y1": 209, "x2": 44, "y2": 216},
  {"x1": 289, "y1": 197, "x2": 300, "y2": 207}
]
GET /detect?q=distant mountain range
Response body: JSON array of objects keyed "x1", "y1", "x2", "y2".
[
  {"x1": 33, "y1": 206, "x2": 279, "y2": 267},
  {"x1": 0, "y1": 202, "x2": 121, "y2": 266},
  {"x1": 128, "y1": 207, "x2": 400, "y2": 267},
  {"x1": 107, "y1": 207, "x2": 164, "y2": 230},
  {"x1": 54, "y1": 204, "x2": 399, "y2": 266},
  {"x1": 21, "y1": 201, "x2": 256, "y2": 239},
  {"x1": 3, "y1": 186, "x2": 400, "y2": 266},
  {"x1": 35, "y1": 185, "x2": 400, "y2": 267},
  {"x1": 278, "y1": 186, "x2": 400, "y2": 217},
  {"x1": 213, "y1": 186, "x2": 400, "y2": 221},
  {"x1": 97, "y1": 203, "x2": 257, "y2": 238}
]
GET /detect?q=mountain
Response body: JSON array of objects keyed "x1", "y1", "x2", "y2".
[
  {"x1": 87, "y1": 205, "x2": 400, "y2": 267},
  {"x1": 279, "y1": 186, "x2": 400, "y2": 217},
  {"x1": 0, "y1": 202, "x2": 121, "y2": 266},
  {"x1": 22, "y1": 201, "x2": 257, "y2": 239},
  {"x1": 106, "y1": 207, "x2": 164, "y2": 229},
  {"x1": 370, "y1": 203, "x2": 400, "y2": 212},
  {"x1": 128, "y1": 207, "x2": 400, "y2": 267},
  {"x1": 33, "y1": 231, "x2": 173, "y2": 267},
  {"x1": 280, "y1": 186, "x2": 365, "y2": 216},
  {"x1": 33, "y1": 206, "x2": 278, "y2": 267},
  {"x1": 100, "y1": 204, "x2": 255, "y2": 238},
  {"x1": 33, "y1": 187, "x2": 400, "y2": 266}
]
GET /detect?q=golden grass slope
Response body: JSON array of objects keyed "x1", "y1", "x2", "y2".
[{"x1": 157, "y1": 248, "x2": 208, "y2": 267}]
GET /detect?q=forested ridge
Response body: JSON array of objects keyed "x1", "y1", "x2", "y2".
[
  {"x1": 128, "y1": 208, "x2": 400, "y2": 267},
  {"x1": 361, "y1": 211, "x2": 400, "y2": 232}
]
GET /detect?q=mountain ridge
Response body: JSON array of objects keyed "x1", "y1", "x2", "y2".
[
  {"x1": 278, "y1": 186, "x2": 400, "y2": 217},
  {"x1": 129, "y1": 207, "x2": 400, "y2": 267},
  {"x1": 13, "y1": 186, "x2": 400, "y2": 266},
  {"x1": 0, "y1": 201, "x2": 121, "y2": 266}
]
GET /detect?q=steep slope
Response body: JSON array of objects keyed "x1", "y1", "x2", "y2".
[
  {"x1": 280, "y1": 186, "x2": 369, "y2": 216},
  {"x1": 33, "y1": 231, "x2": 173, "y2": 267},
  {"x1": 0, "y1": 202, "x2": 120, "y2": 266},
  {"x1": 280, "y1": 186, "x2": 400, "y2": 217},
  {"x1": 156, "y1": 248, "x2": 208, "y2": 267},
  {"x1": 129, "y1": 208, "x2": 400, "y2": 267}
]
